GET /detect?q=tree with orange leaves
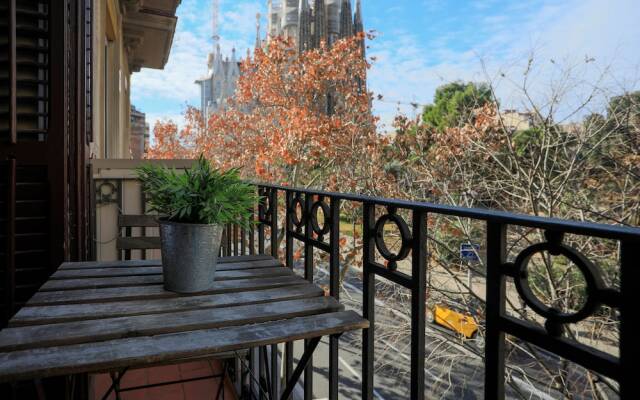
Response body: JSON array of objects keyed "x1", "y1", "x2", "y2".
[{"x1": 147, "y1": 34, "x2": 396, "y2": 196}]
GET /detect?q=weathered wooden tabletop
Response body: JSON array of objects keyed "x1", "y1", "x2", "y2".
[{"x1": 0, "y1": 255, "x2": 368, "y2": 383}]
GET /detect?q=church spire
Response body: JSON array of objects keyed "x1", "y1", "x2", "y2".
[
  {"x1": 313, "y1": 0, "x2": 327, "y2": 48},
  {"x1": 298, "y1": 0, "x2": 311, "y2": 53},
  {"x1": 255, "y1": 12, "x2": 261, "y2": 49},
  {"x1": 213, "y1": 42, "x2": 222, "y2": 75},
  {"x1": 339, "y1": 0, "x2": 353, "y2": 39},
  {"x1": 353, "y1": 0, "x2": 364, "y2": 54},
  {"x1": 267, "y1": 0, "x2": 273, "y2": 38}
]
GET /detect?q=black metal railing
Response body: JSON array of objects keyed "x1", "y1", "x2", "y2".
[
  {"x1": 217, "y1": 183, "x2": 639, "y2": 400},
  {"x1": 91, "y1": 170, "x2": 638, "y2": 399}
]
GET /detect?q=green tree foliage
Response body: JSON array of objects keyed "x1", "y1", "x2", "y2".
[
  {"x1": 512, "y1": 127, "x2": 543, "y2": 156},
  {"x1": 421, "y1": 81, "x2": 493, "y2": 131}
]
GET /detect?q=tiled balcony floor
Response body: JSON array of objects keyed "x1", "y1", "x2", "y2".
[{"x1": 91, "y1": 360, "x2": 236, "y2": 400}]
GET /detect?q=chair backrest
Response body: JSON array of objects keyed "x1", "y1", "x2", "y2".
[{"x1": 116, "y1": 215, "x2": 160, "y2": 260}]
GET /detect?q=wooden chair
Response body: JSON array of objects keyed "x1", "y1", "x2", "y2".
[{"x1": 116, "y1": 215, "x2": 160, "y2": 260}]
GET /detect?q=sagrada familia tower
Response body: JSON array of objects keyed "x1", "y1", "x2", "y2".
[
  {"x1": 267, "y1": 0, "x2": 365, "y2": 54},
  {"x1": 196, "y1": 0, "x2": 364, "y2": 118}
]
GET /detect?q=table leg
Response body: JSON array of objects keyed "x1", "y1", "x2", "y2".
[
  {"x1": 279, "y1": 336, "x2": 321, "y2": 400},
  {"x1": 235, "y1": 356, "x2": 242, "y2": 396},
  {"x1": 261, "y1": 346, "x2": 272, "y2": 398},
  {"x1": 101, "y1": 367, "x2": 128, "y2": 400}
]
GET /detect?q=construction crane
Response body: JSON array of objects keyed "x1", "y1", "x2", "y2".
[{"x1": 212, "y1": 0, "x2": 220, "y2": 51}]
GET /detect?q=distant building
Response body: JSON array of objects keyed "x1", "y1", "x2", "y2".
[
  {"x1": 196, "y1": 0, "x2": 366, "y2": 118},
  {"x1": 195, "y1": 47, "x2": 242, "y2": 118},
  {"x1": 130, "y1": 105, "x2": 149, "y2": 159},
  {"x1": 502, "y1": 109, "x2": 534, "y2": 131},
  {"x1": 195, "y1": 0, "x2": 243, "y2": 119},
  {"x1": 560, "y1": 122, "x2": 584, "y2": 135},
  {"x1": 266, "y1": 0, "x2": 366, "y2": 113},
  {"x1": 267, "y1": 0, "x2": 364, "y2": 53}
]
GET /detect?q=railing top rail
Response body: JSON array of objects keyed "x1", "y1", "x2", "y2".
[{"x1": 255, "y1": 182, "x2": 640, "y2": 241}]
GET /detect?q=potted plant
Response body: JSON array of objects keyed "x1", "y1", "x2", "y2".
[{"x1": 137, "y1": 155, "x2": 257, "y2": 293}]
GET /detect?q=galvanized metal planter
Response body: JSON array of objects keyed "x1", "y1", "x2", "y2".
[{"x1": 158, "y1": 219, "x2": 223, "y2": 293}]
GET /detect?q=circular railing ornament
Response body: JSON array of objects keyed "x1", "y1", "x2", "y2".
[
  {"x1": 259, "y1": 188, "x2": 273, "y2": 221},
  {"x1": 289, "y1": 195, "x2": 305, "y2": 229},
  {"x1": 96, "y1": 181, "x2": 118, "y2": 204},
  {"x1": 310, "y1": 200, "x2": 331, "y2": 238},
  {"x1": 512, "y1": 240, "x2": 604, "y2": 334},
  {"x1": 373, "y1": 210, "x2": 411, "y2": 270}
]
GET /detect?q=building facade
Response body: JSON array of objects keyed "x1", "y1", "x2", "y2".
[
  {"x1": 502, "y1": 109, "x2": 534, "y2": 132},
  {"x1": 93, "y1": 0, "x2": 179, "y2": 160},
  {"x1": 130, "y1": 105, "x2": 150, "y2": 159},
  {"x1": 195, "y1": 46, "x2": 242, "y2": 117}
]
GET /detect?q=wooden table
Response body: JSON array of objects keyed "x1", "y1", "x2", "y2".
[{"x1": 0, "y1": 255, "x2": 368, "y2": 399}]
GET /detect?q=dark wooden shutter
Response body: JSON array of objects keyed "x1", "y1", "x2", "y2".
[{"x1": 1, "y1": 0, "x2": 92, "y2": 328}]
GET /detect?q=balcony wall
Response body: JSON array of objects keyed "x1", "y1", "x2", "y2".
[{"x1": 91, "y1": 158, "x2": 194, "y2": 261}]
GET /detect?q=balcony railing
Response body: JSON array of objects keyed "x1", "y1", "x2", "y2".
[{"x1": 92, "y1": 159, "x2": 640, "y2": 399}]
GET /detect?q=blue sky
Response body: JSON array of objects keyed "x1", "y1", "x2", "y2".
[{"x1": 132, "y1": 0, "x2": 640, "y2": 132}]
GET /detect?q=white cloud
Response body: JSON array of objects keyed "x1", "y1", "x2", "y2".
[
  {"x1": 131, "y1": 0, "x2": 265, "y2": 138},
  {"x1": 131, "y1": 29, "x2": 207, "y2": 104},
  {"x1": 368, "y1": 0, "x2": 640, "y2": 131},
  {"x1": 221, "y1": 1, "x2": 265, "y2": 39}
]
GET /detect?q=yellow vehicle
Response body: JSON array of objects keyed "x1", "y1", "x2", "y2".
[{"x1": 427, "y1": 302, "x2": 480, "y2": 339}]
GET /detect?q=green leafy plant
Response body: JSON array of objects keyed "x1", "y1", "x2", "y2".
[{"x1": 137, "y1": 155, "x2": 258, "y2": 228}]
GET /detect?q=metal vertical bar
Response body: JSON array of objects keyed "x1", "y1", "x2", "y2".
[
  {"x1": 8, "y1": 0, "x2": 17, "y2": 144},
  {"x1": 284, "y1": 343, "x2": 293, "y2": 400},
  {"x1": 270, "y1": 189, "x2": 278, "y2": 258},
  {"x1": 250, "y1": 347, "x2": 260, "y2": 399},
  {"x1": 117, "y1": 181, "x2": 124, "y2": 261},
  {"x1": 140, "y1": 190, "x2": 146, "y2": 260},
  {"x1": 485, "y1": 222, "x2": 506, "y2": 399},
  {"x1": 410, "y1": 210, "x2": 426, "y2": 400},
  {"x1": 284, "y1": 191, "x2": 294, "y2": 399},
  {"x1": 271, "y1": 344, "x2": 280, "y2": 398},
  {"x1": 285, "y1": 191, "x2": 294, "y2": 269},
  {"x1": 89, "y1": 166, "x2": 97, "y2": 261},
  {"x1": 261, "y1": 346, "x2": 272, "y2": 398},
  {"x1": 620, "y1": 240, "x2": 638, "y2": 399},
  {"x1": 259, "y1": 345, "x2": 267, "y2": 400},
  {"x1": 226, "y1": 223, "x2": 232, "y2": 256},
  {"x1": 249, "y1": 226, "x2": 255, "y2": 254},
  {"x1": 304, "y1": 193, "x2": 314, "y2": 400},
  {"x1": 234, "y1": 357, "x2": 242, "y2": 397},
  {"x1": 241, "y1": 227, "x2": 246, "y2": 255},
  {"x1": 362, "y1": 202, "x2": 376, "y2": 400},
  {"x1": 304, "y1": 194, "x2": 313, "y2": 281},
  {"x1": 4, "y1": 159, "x2": 17, "y2": 326},
  {"x1": 249, "y1": 194, "x2": 256, "y2": 255},
  {"x1": 258, "y1": 189, "x2": 265, "y2": 255},
  {"x1": 329, "y1": 197, "x2": 341, "y2": 400},
  {"x1": 233, "y1": 224, "x2": 239, "y2": 256}
]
